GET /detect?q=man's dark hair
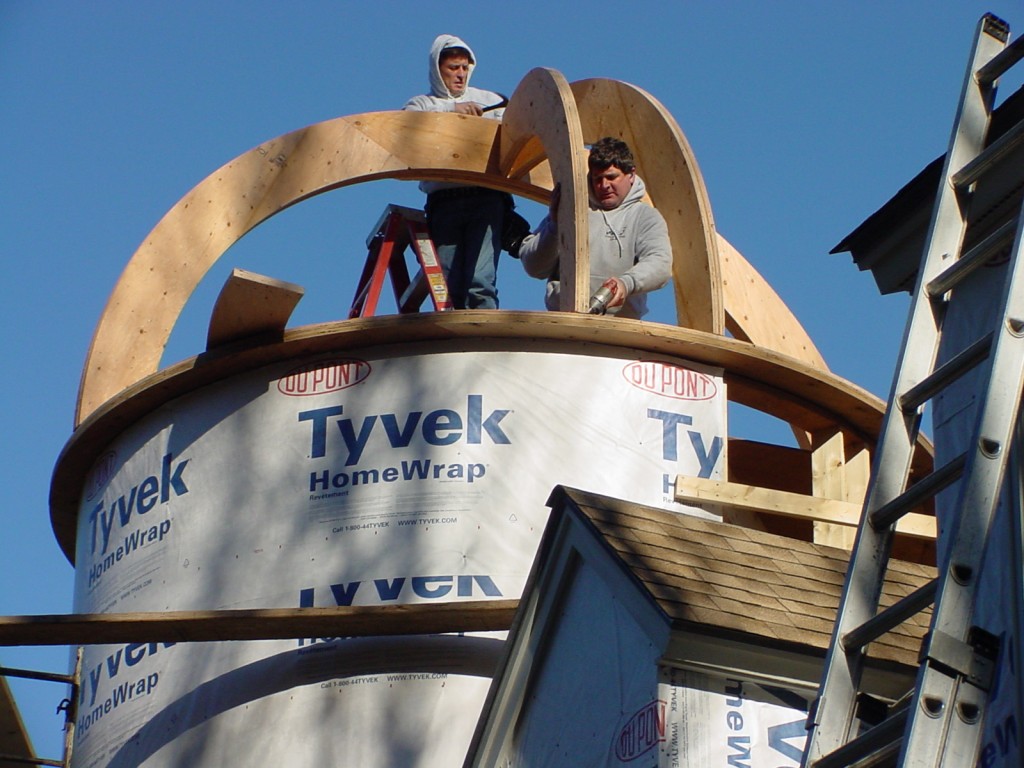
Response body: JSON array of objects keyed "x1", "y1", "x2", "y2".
[
  {"x1": 440, "y1": 46, "x2": 474, "y2": 64},
  {"x1": 588, "y1": 137, "x2": 635, "y2": 174}
]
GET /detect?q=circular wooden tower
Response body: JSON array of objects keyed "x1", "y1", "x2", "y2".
[{"x1": 49, "y1": 70, "x2": 933, "y2": 766}]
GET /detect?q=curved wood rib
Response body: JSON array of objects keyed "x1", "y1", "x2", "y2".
[
  {"x1": 717, "y1": 234, "x2": 828, "y2": 370},
  {"x1": 75, "y1": 111, "x2": 554, "y2": 426},
  {"x1": 501, "y1": 68, "x2": 589, "y2": 313},
  {"x1": 570, "y1": 78, "x2": 723, "y2": 335}
]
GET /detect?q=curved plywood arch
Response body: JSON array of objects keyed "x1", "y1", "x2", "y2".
[
  {"x1": 501, "y1": 68, "x2": 589, "y2": 313},
  {"x1": 568, "y1": 78, "x2": 826, "y2": 371},
  {"x1": 76, "y1": 72, "x2": 830, "y2": 429},
  {"x1": 717, "y1": 234, "x2": 828, "y2": 370},
  {"x1": 569, "y1": 78, "x2": 723, "y2": 335},
  {"x1": 75, "y1": 111, "x2": 555, "y2": 425}
]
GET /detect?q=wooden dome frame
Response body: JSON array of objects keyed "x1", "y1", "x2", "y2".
[
  {"x1": 75, "y1": 70, "x2": 823, "y2": 425},
  {"x1": 56, "y1": 69, "x2": 934, "y2": 563}
]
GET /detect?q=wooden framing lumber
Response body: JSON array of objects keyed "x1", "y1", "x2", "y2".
[
  {"x1": 674, "y1": 476, "x2": 936, "y2": 540},
  {"x1": 73, "y1": 72, "x2": 833, "y2": 429},
  {"x1": 502, "y1": 68, "x2": 589, "y2": 313},
  {"x1": 74, "y1": 110, "x2": 555, "y2": 425},
  {"x1": 571, "y1": 78, "x2": 723, "y2": 334},
  {"x1": 0, "y1": 602, "x2": 519, "y2": 648},
  {"x1": 811, "y1": 429, "x2": 858, "y2": 549},
  {"x1": 206, "y1": 268, "x2": 304, "y2": 350}
]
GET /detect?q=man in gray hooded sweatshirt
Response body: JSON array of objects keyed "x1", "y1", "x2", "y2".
[
  {"x1": 404, "y1": 34, "x2": 510, "y2": 309},
  {"x1": 518, "y1": 137, "x2": 672, "y2": 319}
]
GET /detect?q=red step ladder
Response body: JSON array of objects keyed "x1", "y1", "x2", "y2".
[{"x1": 349, "y1": 204, "x2": 453, "y2": 318}]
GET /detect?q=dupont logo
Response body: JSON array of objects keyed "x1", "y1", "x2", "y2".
[
  {"x1": 623, "y1": 361, "x2": 717, "y2": 400},
  {"x1": 278, "y1": 359, "x2": 371, "y2": 396},
  {"x1": 84, "y1": 451, "x2": 117, "y2": 502},
  {"x1": 614, "y1": 699, "x2": 666, "y2": 761}
]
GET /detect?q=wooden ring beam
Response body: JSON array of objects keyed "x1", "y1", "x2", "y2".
[{"x1": 53, "y1": 312, "x2": 909, "y2": 562}]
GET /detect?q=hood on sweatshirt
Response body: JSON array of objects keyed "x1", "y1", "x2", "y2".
[{"x1": 428, "y1": 34, "x2": 477, "y2": 99}]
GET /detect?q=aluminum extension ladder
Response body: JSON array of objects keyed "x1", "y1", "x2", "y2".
[
  {"x1": 803, "y1": 14, "x2": 1024, "y2": 768},
  {"x1": 348, "y1": 204, "x2": 453, "y2": 318}
]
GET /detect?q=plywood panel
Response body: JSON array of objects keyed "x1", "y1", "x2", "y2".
[
  {"x1": 570, "y1": 78, "x2": 723, "y2": 335},
  {"x1": 206, "y1": 268, "x2": 304, "y2": 350},
  {"x1": 502, "y1": 68, "x2": 589, "y2": 313}
]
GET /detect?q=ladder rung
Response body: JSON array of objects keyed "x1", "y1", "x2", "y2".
[
  {"x1": 811, "y1": 708, "x2": 908, "y2": 768},
  {"x1": 842, "y1": 579, "x2": 938, "y2": 653},
  {"x1": 397, "y1": 271, "x2": 428, "y2": 312},
  {"x1": 869, "y1": 453, "x2": 967, "y2": 530},
  {"x1": 976, "y1": 18, "x2": 1021, "y2": 85},
  {"x1": 897, "y1": 333, "x2": 994, "y2": 412},
  {"x1": 926, "y1": 218, "x2": 1017, "y2": 297},
  {"x1": 951, "y1": 117, "x2": 1024, "y2": 190}
]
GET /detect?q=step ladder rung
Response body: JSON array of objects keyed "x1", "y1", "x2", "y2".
[
  {"x1": 869, "y1": 452, "x2": 966, "y2": 531},
  {"x1": 896, "y1": 333, "x2": 994, "y2": 412},
  {"x1": 842, "y1": 579, "x2": 938, "y2": 653},
  {"x1": 951, "y1": 118, "x2": 1024, "y2": 190},
  {"x1": 397, "y1": 273, "x2": 429, "y2": 312},
  {"x1": 926, "y1": 218, "x2": 1017, "y2": 298},
  {"x1": 349, "y1": 204, "x2": 452, "y2": 317}
]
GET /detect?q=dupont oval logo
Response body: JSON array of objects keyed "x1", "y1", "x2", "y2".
[
  {"x1": 84, "y1": 451, "x2": 118, "y2": 502},
  {"x1": 277, "y1": 359, "x2": 371, "y2": 396},
  {"x1": 623, "y1": 361, "x2": 717, "y2": 400},
  {"x1": 614, "y1": 700, "x2": 666, "y2": 762}
]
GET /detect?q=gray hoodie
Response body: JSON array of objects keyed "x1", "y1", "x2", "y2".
[
  {"x1": 403, "y1": 34, "x2": 505, "y2": 195},
  {"x1": 518, "y1": 174, "x2": 672, "y2": 319}
]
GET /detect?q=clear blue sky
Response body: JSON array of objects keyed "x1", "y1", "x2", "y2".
[{"x1": 3, "y1": 0, "x2": 1021, "y2": 759}]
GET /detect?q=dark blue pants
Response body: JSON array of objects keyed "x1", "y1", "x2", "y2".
[{"x1": 426, "y1": 190, "x2": 505, "y2": 309}]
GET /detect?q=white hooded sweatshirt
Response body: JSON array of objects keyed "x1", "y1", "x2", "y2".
[
  {"x1": 403, "y1": 35, "x2": 505, "y2": 195},
  {"x1": 403, "y1": 34, "x2": 505, "y2": 116}
]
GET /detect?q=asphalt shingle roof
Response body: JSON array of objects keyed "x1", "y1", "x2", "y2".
[{"x1": 559, "y1": 488, "x2": 935, "y2": 668}]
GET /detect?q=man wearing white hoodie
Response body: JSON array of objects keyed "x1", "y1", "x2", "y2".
[
  {"x1": 518, "y1": 137, "x2": 672, "y2": 319},
  {"x1": 404, "y1": 34, "x2": 510, "y2": 309}
]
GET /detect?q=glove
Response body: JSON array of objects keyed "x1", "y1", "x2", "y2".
[{"x1": 501, "y1": 210, "x2": 532, "y2": 258}]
